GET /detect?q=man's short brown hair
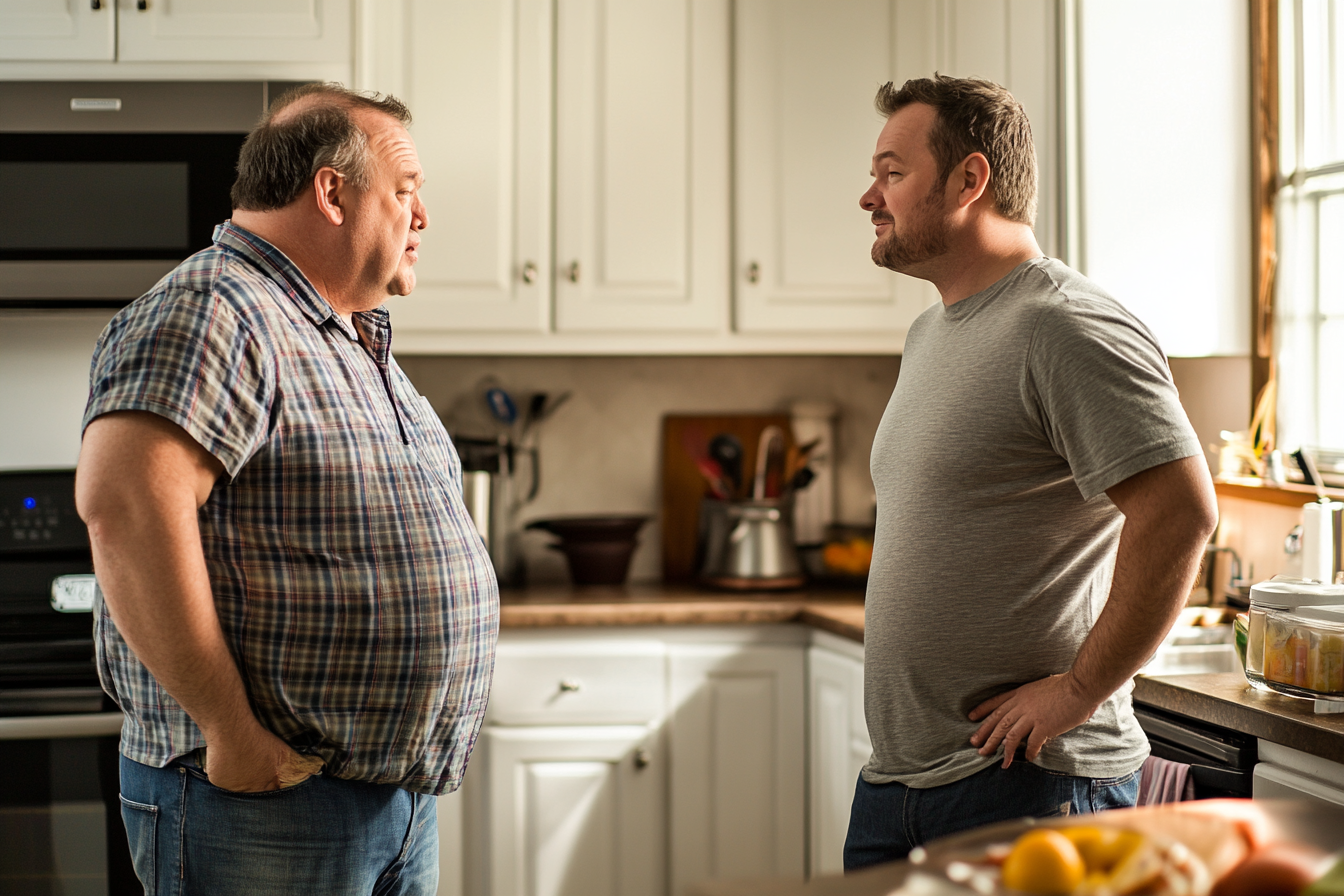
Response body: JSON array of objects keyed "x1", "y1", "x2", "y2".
[
  {"x1": 875, "y1": 74, "x2": 1036, "y2": 226},
  {"x1": 231, "y1": 83, "x2": 412, "y2": 212}
]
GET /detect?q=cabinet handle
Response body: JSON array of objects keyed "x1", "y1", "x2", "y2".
[
  {"x1": 746, "y1": 261, "x2": 760, "y2": 284},
  {"x1": 633, "y1": 749, "x2": 651, "y2": 770},
  {"x1": 558, "y1": 679, "x2": 581, "y2": 693},
  {"x1": 137, "y1": 0, "x2": 148, "y2": 9},
  {"x1": 521, "y1": 260, "x2": 538, "y2": 285},
  {"x1": 566, "y1": 260, "x2": 580, "y2": 284},
  {"x1": 90, "y1": 0, "x2": 101, "y2": 9}
]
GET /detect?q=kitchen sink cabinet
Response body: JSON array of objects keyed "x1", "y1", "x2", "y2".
[
  {"x1": 0, "y1": 0, "x2": 351, "y2": 66},
  {"x1": 807, "y1": 632, "x2": 870, "y2": 876}
]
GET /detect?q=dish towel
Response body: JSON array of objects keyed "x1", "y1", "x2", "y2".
[{"x1": 1136, "y1": 755, "x2": 1196, "y2": 805}]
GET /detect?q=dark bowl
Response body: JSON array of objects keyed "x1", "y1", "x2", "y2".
[
  {"x1": 525, "y1": 515, "x2": 648, "y2": 544},
  {"x1": 549, "y1": 540, "x2": 640, "y2": 586}
]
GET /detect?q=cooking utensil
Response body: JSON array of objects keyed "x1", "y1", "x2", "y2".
[
  {"x1": 708, "y1": 433, "x2": 744, "y2": 497},
  {"x1": 752, "y1": 425, "x2": 786, "y2": 499}
]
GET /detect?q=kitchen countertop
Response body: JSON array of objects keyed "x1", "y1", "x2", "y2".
[
  {"x1": 1133, "y1": 672, "x2": 1344, "y2": 763},
  {"x1": 499, "y1": 584, "x2": 866, "y2": 642}
]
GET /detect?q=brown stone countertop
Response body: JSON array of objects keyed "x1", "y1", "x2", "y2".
[
  {"x1": 499, "y1": 584, "x2": 865, "y2": 642},
  {"x1": 1133, "y1": 672, "x2": 1344, "y2": 763}
]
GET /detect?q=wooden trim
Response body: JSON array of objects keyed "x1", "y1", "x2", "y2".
[
  {"x1": 1215, "y1": 477, "x2": 1344, "y2": 508},
  {"x1": 1250, "y1": 0, "x2": 1279, "y2": 418}
]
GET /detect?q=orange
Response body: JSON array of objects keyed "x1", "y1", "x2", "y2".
[{"x1": 1001, "y1": 828, "x2": 1087, "y2": 895}]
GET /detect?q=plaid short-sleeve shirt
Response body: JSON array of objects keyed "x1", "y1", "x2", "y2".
[{"x1": 83, "y1": 222, "x2": 499, "y2": 795}]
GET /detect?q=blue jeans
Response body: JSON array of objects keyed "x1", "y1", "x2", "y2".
[
  {"x1": 843, "y1": 760, "x2": 1140, "y2": 871},
  {"x1": 118, "y1": 754, "x2": 439, "y2": 895}
]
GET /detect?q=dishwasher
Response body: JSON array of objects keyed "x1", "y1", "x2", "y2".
[{"x1": 1134, "y1": 703, "x2": 1258, "y2": 798}]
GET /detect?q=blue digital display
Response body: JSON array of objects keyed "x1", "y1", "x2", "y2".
[{"x1": 23, "y1": 497, "x2": 36, "y2": 510}]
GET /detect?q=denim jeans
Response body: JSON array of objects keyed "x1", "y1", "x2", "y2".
[
  {"x1": 843, "y1": 760, "x2": 1140, "y2": 871},
  {"x1": 118, "y1": 754, "x2": 439, "y2": 895}
]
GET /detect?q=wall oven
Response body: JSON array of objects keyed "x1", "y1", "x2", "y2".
[
  {"x1": 0, "y1": 81, "x2": 297, "y2": 309},
  {"x1": 0, "y1": 469, "x2": 139, "y2": 895}
]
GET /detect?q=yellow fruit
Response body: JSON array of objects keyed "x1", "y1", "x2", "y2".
[
  {"x1": 1001, "y1": 829, "x2": 1087, "y2": 895},
  {"x1": 1061, "y1": 825, "x2": 1144, "y2": 874}
]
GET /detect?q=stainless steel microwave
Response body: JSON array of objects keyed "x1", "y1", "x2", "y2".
[{"x1": 0, "y1": 81, "x2": 302, "y2": 308}]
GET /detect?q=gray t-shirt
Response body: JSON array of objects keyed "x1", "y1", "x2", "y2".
[{"x1": 862, "y1": 257, "x2": 1201, "y2": 789}]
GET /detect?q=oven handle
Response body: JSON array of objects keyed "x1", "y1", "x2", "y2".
[{"x1": 0, "y1": 712, "x2": 123, "y2": 740}]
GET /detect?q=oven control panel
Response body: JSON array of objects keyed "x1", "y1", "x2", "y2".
[{"x1": 0, "y1": 470, "x2": 87, "y2": 554}]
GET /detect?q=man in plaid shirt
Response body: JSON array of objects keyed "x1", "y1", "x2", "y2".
[{"x1": 76, "y1": 83, "x2": 498, "y2": 895}]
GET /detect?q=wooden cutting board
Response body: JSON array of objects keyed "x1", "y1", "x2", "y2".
[{"x1": 660, "y1": 413, "x2": 794, "y2": 582}]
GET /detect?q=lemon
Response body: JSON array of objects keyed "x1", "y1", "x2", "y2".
[
  {"x1": 1001, "y1": 828, "x2": 1087, "y2": 895},
  {"x1": 1061, "y1": 825, "x2": 1144, "y2": 874}
]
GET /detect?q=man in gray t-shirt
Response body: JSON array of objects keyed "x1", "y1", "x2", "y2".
[{"x1": 844, "y1": 75, "x2": 1217, "y2": 870}]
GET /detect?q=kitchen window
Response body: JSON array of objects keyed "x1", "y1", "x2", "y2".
[{"x1": 1275, "y1": 0, "x2": 1344, "y2": 452}]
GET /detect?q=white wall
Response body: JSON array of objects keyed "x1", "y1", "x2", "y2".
[{"x1": 0, "y1": 311, "x2": 115, "y2": 470}]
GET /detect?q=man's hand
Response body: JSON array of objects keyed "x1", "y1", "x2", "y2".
[
  {"x1": 968, "y1": 673, "x2": 1099, "y2": 768},
  {"x1": 202, "y1": 726, "x2": 324, "y2": 792}
]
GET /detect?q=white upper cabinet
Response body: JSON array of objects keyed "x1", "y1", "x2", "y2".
[
  {"x1": 388, "y1": 0, "x2": 552, "y2": 333},
  {"x1": 734, "y1": 0, "x2": 1058, "y2": 342},
  {"x1": 118, "y1": 0, "x2": 350, "y2": 63},
  {"x1": 0, "y1": 0, "x2": 350, "y2": 65},
  {"x1": 0, "y1": 0, "x2": 115, "y2": 61},
  {"x1": 553, "y1": 0, "x2": 729, "y2": 333}
]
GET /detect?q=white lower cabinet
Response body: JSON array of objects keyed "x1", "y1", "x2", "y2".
[
  {"x1": 807, "y1": 632, "x2": 870, "y2": 876},
  {"x1": 447, "y1": 626, "x2": 811, "y2": 895},
  {"x1": 668, "y1": 641, "x2": 807, "y2": 894}
]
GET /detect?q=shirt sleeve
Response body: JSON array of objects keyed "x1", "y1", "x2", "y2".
[
  {"x1": 1026, "y1": 297, "x2": 1202, "y2": 501},
  {"x1": 83, "y1": 288, "x2": 274, "y2": 479}
]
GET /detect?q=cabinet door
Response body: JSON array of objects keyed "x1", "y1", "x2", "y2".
[
  {"x1": 387, "y1": 0, "x2": 551, "y2": 334},
  {"x1": 734, "y1": 0, "x2": 936, "y2": 338},
  {"x1": 552, "y1": 0, "x2": 730, "y2": 333},
  {"x1": 482, "y1": 725, "x2": 666, "y2": 896},
  {"x1": 0, "y1": 0, "x2": 114, "y2": 61},
  {"x1": 115, "y1": 0, "x2": 351, "y2": 62},
  {"x1": 668, "y1": 643, "x2": 805, "y2": 893},
  {"x1": 807, "y1": 644, "x2": 870, "y2": 876},
  {"x1": 734, "y1": 0, "x2": 1057, "y2": 340}
]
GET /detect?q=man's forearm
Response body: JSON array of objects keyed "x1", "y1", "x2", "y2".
[{"x1": 1067, "y1": 456, "x2": 1219, "y2": 707}]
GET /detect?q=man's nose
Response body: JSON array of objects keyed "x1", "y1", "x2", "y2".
[
  {"x1": 860, "y1": 182, "x2": 881, "y2": 212},
  {"x1": 414, "y1": 197, "x2": 429, "y2": 231}
]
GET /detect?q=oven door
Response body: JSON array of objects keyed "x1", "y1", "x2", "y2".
[{"x1": 0, "y1": 712, "x2": 140, "y2": 896}]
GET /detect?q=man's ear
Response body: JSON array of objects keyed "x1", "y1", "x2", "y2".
[
  {"x1": 951, "y1": 152, "x2": 992, "y2": 211},
  {"x1": 313, "y1": 167, "x2": 345, "y2": 226}
]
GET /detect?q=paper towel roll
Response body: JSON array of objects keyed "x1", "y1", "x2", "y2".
[{"x1": 1301, "y1": 500, "x2": 1341, "y2": 583}]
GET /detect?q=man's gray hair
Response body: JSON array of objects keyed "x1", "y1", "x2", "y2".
[
  {"x1": 231, "y1": 82, "x2": 412, "y2": 212},
  {"x1": 875, "y1": 74, "x2": 1037, "y2": 227}
]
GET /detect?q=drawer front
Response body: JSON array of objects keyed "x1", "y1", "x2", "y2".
[{"x1": 487, "y1": 642, "x2": 666, "y2": 725}]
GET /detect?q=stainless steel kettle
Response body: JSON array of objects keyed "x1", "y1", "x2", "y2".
[{"x1": 698, "y1": 498, "x2": 805, "y2": 590}]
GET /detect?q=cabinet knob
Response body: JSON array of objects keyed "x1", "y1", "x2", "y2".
[
  {"x1": 558, "y1": 679, "x2": 581, "y2": 693},
  {"x1": 90, "y1": 0, "x2": 101, "y2": 9},
  {"x1": 136, "y1": 0, "x2": 148, "y2": 8},
  {"x1": 567, "y1": 260, "x2": 580, "y2": 284},
  {"x1": 521, "y1": 260, "x2": 538, "y2": 285},
  {"x1": 746, "y1": 261, "x2": 760, "y2": 284},
  {"x1": 633, "y1": 749, "x2": 651, "y2": 770}
]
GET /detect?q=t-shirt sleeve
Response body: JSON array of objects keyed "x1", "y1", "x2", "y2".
[
  {"x1": 83, "y1": 289, "x2": 273, "y2": 479},
  {"x1": 1026, "y1": 297, "x2": 1202, "y2": 501}
]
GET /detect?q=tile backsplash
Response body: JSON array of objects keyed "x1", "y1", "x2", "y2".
[{"x1": 397, "y1": 355, "x2": 901, "y2": 584}]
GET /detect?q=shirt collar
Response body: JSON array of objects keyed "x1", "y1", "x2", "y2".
[{"x1": 212, "y1": 221, "x2": 362, "y2": 340}]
